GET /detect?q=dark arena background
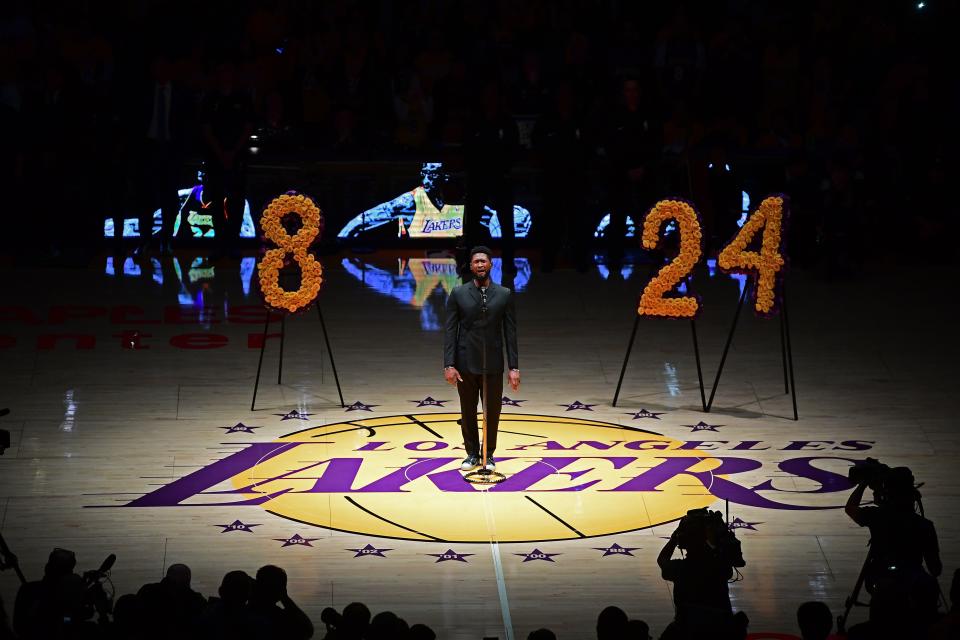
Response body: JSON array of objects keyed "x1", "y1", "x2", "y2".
[{"x1": 0, "y1": 1, "x2": 958, "y2": 639}]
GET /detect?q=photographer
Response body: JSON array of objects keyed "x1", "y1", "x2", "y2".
[
  {"x1": 13, "y1": 548, "x2": 87, "y2": 639},
  {"x1": 845, "y1": 463, "x2": 942, "y2": 598},
  {"x1": 657, "y1": 509, "x2": 747, "y2": 639},
  {"x1": 246, "y1": 565, "x2": 313, "y2": 640}
]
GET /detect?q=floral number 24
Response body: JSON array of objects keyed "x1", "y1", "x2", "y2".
[
  {"x1": 717, "y1": 195, "x2": 786, "y2": 315},
  {"x1": 637, "y1": 200, "x2": 704, "y2": 319}
]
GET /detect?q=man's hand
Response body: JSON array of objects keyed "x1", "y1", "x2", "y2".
[
  {"x1": 508, "y1": 369, "x2": 520, "y2": 391},
  {"x1": 444, "y1": 367, "x2": 462, "y2": 386}
]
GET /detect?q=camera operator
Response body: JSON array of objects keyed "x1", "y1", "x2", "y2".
[
  {"x1": 657, "y1": 508, "x2": 747, "y2": 639},
  {"x1": 845, "y1": 464, "x2": 942, "y2": 599},
  {"x1": 13, "y1": 548, "x2": 86, "y2": 639}
]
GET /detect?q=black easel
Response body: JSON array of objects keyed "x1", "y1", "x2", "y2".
[
  {"x1": 705, "y1": 278, "x2": 798, "y2": 419},
  {"x1": 251, "y1": 305, "x2": 346, "y2": 411},
  {"x1": 613, "y1": 314, "x2": 706, "y2": 411}
]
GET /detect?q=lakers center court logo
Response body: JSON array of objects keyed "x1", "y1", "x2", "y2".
[{"x1": 122, "y1": 413, "x2": 862, "y2": 543}]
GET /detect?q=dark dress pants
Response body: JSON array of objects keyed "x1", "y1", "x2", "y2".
[{"x1": 457, "y1": 371, "x2": 503, "y2": 458}]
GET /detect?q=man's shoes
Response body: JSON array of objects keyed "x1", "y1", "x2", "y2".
[
  {"x1": 460, "y1": 455, "x2": 480, "y2": 471},
  {"x1": 484, "y1": 457, "x2": 496, "y2": 471}
]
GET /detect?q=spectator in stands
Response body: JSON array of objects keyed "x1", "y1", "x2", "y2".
[
  {"x1": 797, "y1": 601, "x2": 833, "y2": 640},
  {"x1": 407, "y1": 622, "x2": 437, "y2": 640},
  {"x1": 136, "y1": 563, "x2": 207, "y2": 639},
  {"x1": 465, "y1": 82, "x2": 519, "y2": 267},
  {"x1": 929, "y1": 568, "x2": 960, "y2": 640},
  {"x1": 366, "y1": 610, "x2": 409, "y2": 640},
  {"x1": 13, "y1": 547, "x2": 79, "y2": 639},
  {"x1": 604, "y1": 77, "x2": 661, "y2": 266},
  {"x1": 626, "y1": 619, "x2": 651, "y2": 639},
  {"x1": 195, "y1": 569, "x2": 254, "y2": 640},
  {"x1": 131, "y1": 52, "x2": 194, "y2": 256},
  {"x1": 0, "y1": 594, "x2": 12, "y2": 640},
  {"x1": 321, "y1": 601, "x2": 371, "y2": 640},
  {"x1": 528, "y1": 628, "x2": 557, "y2": 640},
  {"x1": 200, "y1": 61, "x2": 254, "y2": 258},
  {"x1": 596, "y1": 605, "x2": 628, "y2": 640},
  {"x1": 107, "y1": 593, "x2": 145, "y2": 640},
  {"x1": 532, "y1": 82, "x2": 591, "y2": 272},
  {"x1": 247, "y1": 564, "x2": 313, "y2": 639}
]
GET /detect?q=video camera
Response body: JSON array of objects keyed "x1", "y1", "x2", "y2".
[
  {"x1": 848, "y1": 457, "x2": 922, "y2": 513},
  {"x1": 674, "y1": 508, "x2": 745, "y2": 568},
  {"x1": 47, "y1": 548, "x2": 116, "y2": 624},
  {"x1": 79, "y1": 553, "x2": 117, "y2": 622}
]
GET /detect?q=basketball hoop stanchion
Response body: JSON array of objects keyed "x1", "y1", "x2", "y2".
[{"x1": 464, "y1": 284, "x2": 505, "y2": 485}]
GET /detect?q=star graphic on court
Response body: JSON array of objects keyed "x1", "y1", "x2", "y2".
[
  {"x1": 274, "y1": 410, "x2": 310, "y2": 421},
  {"x1": 684, "y1": 421, "x2": 723, "y2": 432},
  {"x1": 214, "y1": 520, "x2": 261, "y2": 533},
  {"x1": 501, "y1": 396, "x2": 526, "y2": 406},
  {"x1": 410, "y1": 396, "x2": 448, "y2": 407},
  {"x1": 345, "y1": 401, "x2": 378, "y2": 412},
  {"x1": 274, "y1": 534, "x2": 318, "y2": 547},
  {"x1": 593, "y1": 543, "x2": 641, "y2": 557},
  {"x1": 559, "y1": 400, "x2": 596, "y2": 411},
  {"x1": 728, "y1": 517, "x2": 762, "y2": 531},
  {"x1": 426, "y1": 549, "x2": 474, "y2": 563},
  {"x1": 220, "y1": 423, "x2": 261, "y2": 434},
  {"x1": 625, "y1": 408, "x2": 664, "y2": 420},
  {"x1": 348, "y1": 543, "x2": 393, "y2": 558},
  {"x1": 515, "y1": 548, "x2": 561, "y2": 562}
]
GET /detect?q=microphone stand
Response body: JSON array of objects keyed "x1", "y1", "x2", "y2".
[{"x1": 481, "y1": 290, "x2": 489, "y2": 474}]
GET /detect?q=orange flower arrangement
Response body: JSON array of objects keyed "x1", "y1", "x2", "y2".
[
  {"x1": 637, "y1": 199, "x2": 703, "y2": 318},
  {"x1": 717, "y1": 195, "x2": 785, "y2": 315},
  {"x1": 257, "y1": 193, "x2": 324, "y2": 313}
]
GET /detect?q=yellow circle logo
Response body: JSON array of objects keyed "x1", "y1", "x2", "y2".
[{"x1": 224, "y1": 413, "x2": 720, "y2": 543}]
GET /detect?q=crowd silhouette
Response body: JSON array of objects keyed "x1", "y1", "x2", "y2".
[
  {"x1": 1, "y1": 497, "x2": 956, "y2": 640},
  {"x1": 0, "y1": 1, "x2": 954, "y2": 269},
  {"x1": 2, "y1": 563, "x2": 958, "y2": 639}
]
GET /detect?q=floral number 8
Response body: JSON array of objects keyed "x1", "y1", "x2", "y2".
[
  {"x1": 257, "y1": 193, "x2": 324, "y2": 313},
  {"x1": 637, "y1": 200, "x2": 703, "y2": 318}
]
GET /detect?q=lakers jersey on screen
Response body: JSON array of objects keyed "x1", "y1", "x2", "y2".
[{"x1": 407, "y1": 186, "x2": 464, "y2": 238}]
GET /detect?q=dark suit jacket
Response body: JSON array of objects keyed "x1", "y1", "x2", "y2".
[{"x1": 444, "y1": 280, "x2": 518, "y2": 374}]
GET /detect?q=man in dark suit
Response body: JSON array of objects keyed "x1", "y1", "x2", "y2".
[{"x1": 443, "y1": 246, "x2": 520, "y2": 472}]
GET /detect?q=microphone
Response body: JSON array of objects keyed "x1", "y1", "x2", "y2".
[{"x1": 97, "y1": 554, "x2": 117, "y2": 575}]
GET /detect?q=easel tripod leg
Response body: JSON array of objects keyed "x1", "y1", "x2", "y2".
[
  {"x1": 782, "y1": 285, "x2": 799, "y2": 420},
  {"x1": 278, "y1": 315, "x2": 286, "y2": 385},
  {"x1": 690, "y1": 320, "x2": 707, "y2": 411},
  {"x1": 612, "y1": 315, "x2": 641, "y2": 407},
  {"x1": 251, "y1": 313, "x2": 271, "y2": 411},
  {"x1": 779, "y1": 308, "x2": 789, "y2": 394},
  {"x1": 706, "y1": 284, "x2": 749, "y2": 412},
  {"x1": 316, "y1": 305, "x2": 345, "y2": 408}
]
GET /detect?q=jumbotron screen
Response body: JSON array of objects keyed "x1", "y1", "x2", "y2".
[
  {"x1": 337, "y1": 162, "x2": 532, "y2": 240},
  {"x1": 103, "y1": 184, "x2": 256, "y2": 239}
]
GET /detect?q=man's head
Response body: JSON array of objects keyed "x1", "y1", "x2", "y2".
[
  {"x1": 420, "y1": 162, "x2": 445, "y2": 191},
  {"x1": 253, "y1": 565, "x2": 287, "y2": 603},
  {"x1": 596, "y1": 605, "x2": 628, "y2": 640},
  {"x1": 219, "y1": 570, "x2": 252, "y2": 606},
  {"x1": 796, "y1": 601, "x2": 832, "y2": 640},
  {"x1": 469, "y1": 246, "x2": 493, "y2": 282},
  {"x1": 165, "y1": 563, "x2": 192, "y2": 588},
  {"x1": 44, "y1": 548, "x2": 77, "y2": 580}
]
